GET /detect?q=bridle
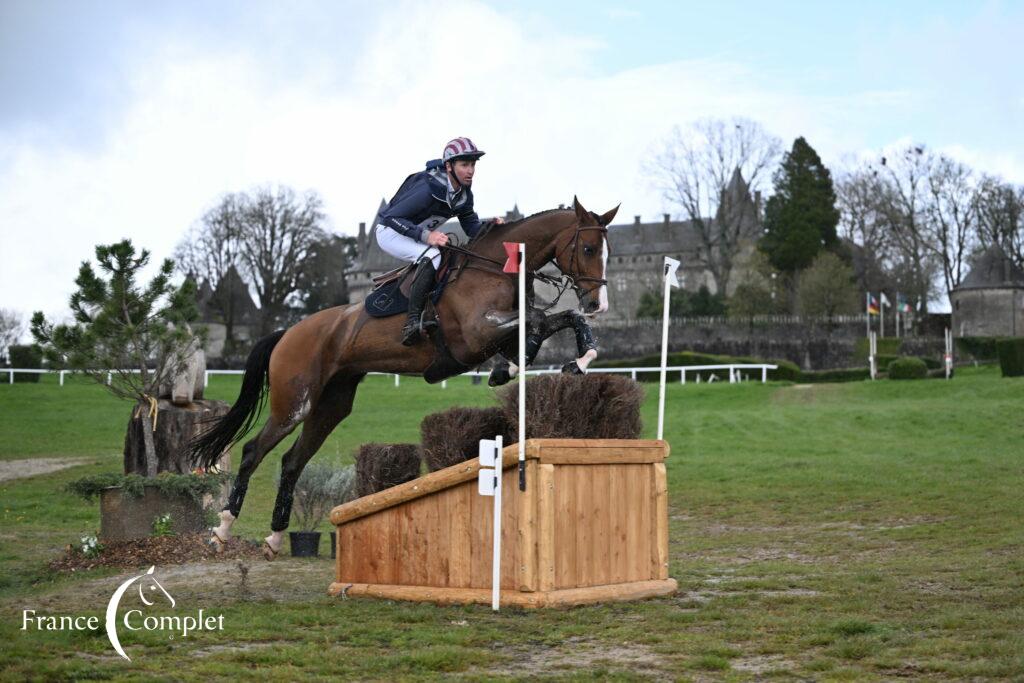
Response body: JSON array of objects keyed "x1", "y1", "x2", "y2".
[{"x1": 441, "y1": 218, "x2": 610, "y2": 311}]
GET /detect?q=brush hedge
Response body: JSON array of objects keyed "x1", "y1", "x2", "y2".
[
  {"x1": 996, "y1": 338, "x2": 1024, "y2": 377},
  {"x1": 354, "y1": 443, "x2": 423, "y2": 497},
  {"x1": 420, "y1": 407, "x2": 512, "y2": 472},
  {"x1": 498, "y1": 373, "x2": 643, "y2": 441}
]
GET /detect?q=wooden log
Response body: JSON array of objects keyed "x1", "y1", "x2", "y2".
[{"x1": 123, "y1": 399, "x2": 230, "y2": 476}]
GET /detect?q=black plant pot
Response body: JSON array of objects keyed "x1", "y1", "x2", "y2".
[
  {"x1": 289, "y1": 531, "x2": 321, "y2": 557},
  {"x1": 330, "y1": 531, "x2": 337, "y2": 559}
]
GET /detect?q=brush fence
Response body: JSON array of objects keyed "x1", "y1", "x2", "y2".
[{"x1": 328, "y1": 439, "x2": 676, "y2": 608}]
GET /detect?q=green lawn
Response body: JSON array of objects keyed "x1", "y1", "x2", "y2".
[{"x1": 0, "y1": 368, "x2": 1021, "y2": 681}]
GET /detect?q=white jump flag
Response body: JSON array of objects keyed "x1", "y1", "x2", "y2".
[
  {"x1": 658, "y1": 257, "x2": 681, "y2": 441},
  {"x1": 477, "y1": 435, "x2": 504, "y2": 611}
]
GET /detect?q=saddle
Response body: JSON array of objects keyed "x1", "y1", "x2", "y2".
[{"x1": 364, "y1": 252, "x2": 455, "y2": 319}]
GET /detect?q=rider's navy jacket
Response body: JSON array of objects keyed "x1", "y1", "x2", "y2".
[{"x1": 378, "y1": 159, "x2": 483, "y2": 243}]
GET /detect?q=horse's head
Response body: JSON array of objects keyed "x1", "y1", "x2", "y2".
[{"x1": 553, "y1": 197, "x2": 619, "y2": 316}]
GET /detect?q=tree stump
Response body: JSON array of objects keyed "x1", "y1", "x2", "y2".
[{"x1": 123, "y1": 399, "x2": 231, "y2": 476}]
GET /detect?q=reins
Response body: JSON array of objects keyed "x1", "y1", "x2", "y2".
[{"x1": 440, "y1": 218, "x2": 609, "y2": 312}]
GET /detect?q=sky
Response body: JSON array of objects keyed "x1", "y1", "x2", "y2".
[{"x1": 2, "y1": 0, "x2": 1022, "y2": 328}]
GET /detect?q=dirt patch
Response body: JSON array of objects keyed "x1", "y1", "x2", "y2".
[
  {"x1": 48, "y1": 533, "x2": 264, "y2": 573},
  {"x1": 731, "y1": 654, "x2": 797, "y2": 674},
  {"x1": 0, "y1": 457, "x2": 91, "y2": 482},
  {"x1": 483, "y1": 636, "x2": 670, "y2": 678}
]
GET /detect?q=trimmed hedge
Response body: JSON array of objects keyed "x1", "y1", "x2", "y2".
[
  {"x1": 7, "y1": 344, "x2": 43, "y2": 383},
  {"x1": 955, "y1": 336, "x2": 1001, "y2": 361},
  {"x1": 875, "y1": 353, "x2": 941, "y2": 371},
  {"x1": 420, "y1": 407, "x2": 512, "y2": 472},
  {"x1": 354, "y1": 444, "x2": 422, "y2": 497},
  {"x1": 888, "y1": 357, "x2": 928, "y2": 380},
  {"x1": 996, "y1": 338, "x2": 1024, "y2": 377}
]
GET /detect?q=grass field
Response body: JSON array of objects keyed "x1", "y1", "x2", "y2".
[{"x1": 0, "y1": 368, "x2": 1021, "y2": 681}]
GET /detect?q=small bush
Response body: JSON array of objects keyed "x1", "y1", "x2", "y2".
[
  {"x1": 420, "y1": 407, "x2": 512, "y2": 472},
  {"x1": 65, "y1": 471, "x2": 230, "y2": 503},
  {"x1": 498, "y1": 374, "x2": 643, "y2": 441},
  {"x1": 996, "y1": 338, "x2": 1024, "y2": 377},
  {"x1": 280, "y1": 461, "x2": 356, "y2": 531},
  {"x1": 887, "y1": 357, "x2": 928, "y2": 380},
  {"x1": 7, "y1": 344, "x2": 43, "y2": 382},
  {"x1": 355, "y1": 444, "x2": 422, "y2": 498}
]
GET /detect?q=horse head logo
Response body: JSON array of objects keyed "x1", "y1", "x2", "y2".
[{"x1": 105, "y1": 566, "x2": 175, "y2": 661}]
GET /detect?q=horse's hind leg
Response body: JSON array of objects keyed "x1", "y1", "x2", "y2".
[
  {"x1": 210, "y1": 415, "x2": 299, "y2": 547},
  {"x1": 263, "y1": 373, "x2": 364, "y2": 558}
]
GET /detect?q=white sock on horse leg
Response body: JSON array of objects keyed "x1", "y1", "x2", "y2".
[
  {"x1": 265, "y1": 531, "x2": 284, "y2": 553},
  {"x1": 576, "y1": 349, "x2": 598, "y2": 371},
  {"x1": 213, "y1": 510, "x2": 236, "y2": 540}
]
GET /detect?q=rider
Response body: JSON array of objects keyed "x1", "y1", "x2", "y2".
[{"x1": 376, "y1": 137, "x2": 493, "y2": 345}]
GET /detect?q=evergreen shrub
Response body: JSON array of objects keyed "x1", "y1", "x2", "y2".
[
  {"x1": 996, "y1": 338, "x2": 1024, "y2": 377},
  {"x1": 887, "y1": 357, "x2": 928, "y2": 380}
]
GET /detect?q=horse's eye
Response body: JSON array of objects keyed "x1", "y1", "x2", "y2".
[{"x1": 583, "y1": 246, "x2": 595, "y2": 256}]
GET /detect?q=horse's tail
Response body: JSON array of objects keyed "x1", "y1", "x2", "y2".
[{"x1": 190, "y1": 329, "x2": 287, "y2": 470}]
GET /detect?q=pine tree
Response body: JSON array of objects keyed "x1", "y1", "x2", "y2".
[
  {"x1": 759, "y1": 137, "x2": 840, "y2": 274},
  {"x1": 31, "y1": 240, "x2": 198, "y2": 474}
]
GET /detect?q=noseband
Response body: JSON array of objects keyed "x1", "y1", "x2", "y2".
[{"x1": 553, "y1": 223, "x2": 609, "y2": 300}]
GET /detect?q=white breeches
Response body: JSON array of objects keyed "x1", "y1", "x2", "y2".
[{"x1": 376, "y1": 225, "x2": 441, "y2": 269}]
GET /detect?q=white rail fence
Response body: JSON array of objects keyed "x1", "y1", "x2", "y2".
[{"x1": 5, "y1": 363, "x2": 778, "y2": 388}]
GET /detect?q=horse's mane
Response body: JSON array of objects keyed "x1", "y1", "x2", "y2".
[{"x1": 468, "y1": 208, "x2": 571, "y2": 245}]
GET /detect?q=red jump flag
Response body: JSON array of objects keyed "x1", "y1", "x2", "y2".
[{"x1": 502, "y1": 242, "x2": 520, "y2": 273}]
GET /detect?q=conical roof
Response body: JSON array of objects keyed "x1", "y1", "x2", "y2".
[{"x1": 956, "y1": 246, "x2": 1024, "y2": 290}]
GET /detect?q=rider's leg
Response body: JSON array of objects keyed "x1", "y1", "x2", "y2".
[{"x1": 401, "y1": 256, "x2": 438, "y2": 345}]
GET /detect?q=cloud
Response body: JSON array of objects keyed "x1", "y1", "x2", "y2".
[{"x1": 1, "y1": 0, "x2": 1020, "y2": 326}]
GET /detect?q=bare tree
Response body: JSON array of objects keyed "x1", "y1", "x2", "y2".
[
  {"x1": 871, "y1": 145, "x2": 942, "y2": 312},
  {"x1": 646, "y1": 117, "x2": 782, "y2": 295},
  {"x1": 835, "y1": 166, "x2": 893, "y2": 293},
  {"x1": 237, "y1": 186, "x2": 327, "y2": 334},
  {"x1": 975, "y1": 176, "x2": 1024, "y2": 269},
  {"x1": 924, "y1": 155, "x2": 978, "y2": 299},
  {"x1": 0, "y1": 308, "x2": 25, "y2": 363}
]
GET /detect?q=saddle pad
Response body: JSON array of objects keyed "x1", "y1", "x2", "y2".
[{"x1": 364, "y1": 265, "x2": 452, "y2": 318}]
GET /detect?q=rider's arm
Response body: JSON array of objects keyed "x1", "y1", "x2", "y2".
[{"x1": 379, "y1": 182, "x2": 435, "y2": 243}]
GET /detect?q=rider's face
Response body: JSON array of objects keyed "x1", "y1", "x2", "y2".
[{"x1": 448, "y1": 159, "x2": 476, "y2": 187}]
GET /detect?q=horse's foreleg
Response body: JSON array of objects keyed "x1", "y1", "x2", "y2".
[
  {"x1": 487, "y1": 307, "x2": 546, "y2": 386},
  {"x1": 264, "y1": 374, "x2": 364, "y2": 558},
  {"x1": 561, "y1": 310, "x2": 599, "y2": 373}
]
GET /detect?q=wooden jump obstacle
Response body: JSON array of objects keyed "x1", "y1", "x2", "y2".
[{"x1": 328, "y1": 438, "x2": 676, "y2": 608}]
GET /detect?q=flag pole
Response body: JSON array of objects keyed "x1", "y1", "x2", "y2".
[
  {"x1": 865, "y1": 292, "x2": 870, "y2": 338},
  {"x1": 658, "y1": 258, "x2": 680, "y2": 441},
  {"x1": 518, "y1": 244, "x2": 526, "y2": 488}
]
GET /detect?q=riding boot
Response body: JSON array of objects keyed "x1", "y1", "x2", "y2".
[{"x1": 401, "y1": 258, "x2": 438, "y2": 346}]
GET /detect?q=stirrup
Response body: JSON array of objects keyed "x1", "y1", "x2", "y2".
[{"x1": 401, "y1": 312, "x2": 436, "y2": 346}]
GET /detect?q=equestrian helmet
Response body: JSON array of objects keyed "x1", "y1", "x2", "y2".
[{"x1": 443, "y1": 137, "x2": 485, "y2": 163}]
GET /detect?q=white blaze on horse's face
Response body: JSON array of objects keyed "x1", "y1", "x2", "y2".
[{"x1": 596, "y1": 233, "x2": 609, "y2": 314}]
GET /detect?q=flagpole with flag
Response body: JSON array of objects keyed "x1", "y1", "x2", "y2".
[
  {"x1": 880, "y1": 292, "x2": 890, "y2": 338},
  {"x1": 658, "y1": 257, "x2": 681, "y2": 441},
  {"x1": 502, "y1": 242, "x2": 526, "y2": 494}
]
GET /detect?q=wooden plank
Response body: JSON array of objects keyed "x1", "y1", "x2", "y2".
[
  {"x1": 637, "y1": 464, "x2": 652, "y2": 581},
  {"x1": 591, "y1": 465, "x2": 611, "y2": 586},
  {"x1": 448, "y1": 481, "x2": 471, "y2": 588},
  {"x1": 608, "y1": 464, "x2": 628, "y2": 584},
  {"x1": 625, "y1": 464, "x2": 643, "y2": 582},
  {"x1": 500, "y1": 466, "x2": 519, "y2": 590},
  {"x1": 652, "y1": 462, "x2": 669, "y2": 580},
  {"x1": 575, "y1": 465, "x2": 592, "y2": 587},
  {"x1": 469, "y1": 474, "x2": 492, "y2": 588},
  {"x1": 327, "y1": 578, "x2": 678, "y2": 608},
  {"x1": 531, "y1": 447, "x2": 668, "y2": 465},
  {"x1": 536, "y1": 464, "x2": 555, "y2": 592},
  {"x1": 553, "y1": 464, "x2": 576, "y2": 589},
  {"x1": 425, "y1": 489, "x2": 445, "y2": 586},
  {"x1": 517, "y1": 460, "x2": 538, "y2": 592}
]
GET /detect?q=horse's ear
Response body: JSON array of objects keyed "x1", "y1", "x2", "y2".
[
  {"x1": 598, "y1": 203, "x2": 620, "y2": 226},
  {"x1": 573, "y1": 196, "x2": 590, "y2": 223}
]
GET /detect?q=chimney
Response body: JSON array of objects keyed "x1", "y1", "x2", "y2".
[
  {"x1": 663, "y1": 213, "x2": 670, "y2": 224},
  {"x1": 634, "y1": 215, "x2": 641, "y2": 225},
  {"x1": 357, "y1": 222, "x2": 366, "y2": 258}
]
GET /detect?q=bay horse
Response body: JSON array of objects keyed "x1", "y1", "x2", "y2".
[{"x1": 191, "y1": 197, "x2": 618, "y2": 558}]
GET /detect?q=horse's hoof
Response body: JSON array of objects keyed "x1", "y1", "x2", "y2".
[
  {"x1": 261, "y1": 541, "x2": 279, "y2": 561},
  {"x1": 561, "y1": 361, "x2": 584, "y2": 375},
  {"x1": 488, "y1": 366, "x2": 511, "y2": 387},
  {"x1": 207, "y1": 533, "x2": 226, "y2": 552}
]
